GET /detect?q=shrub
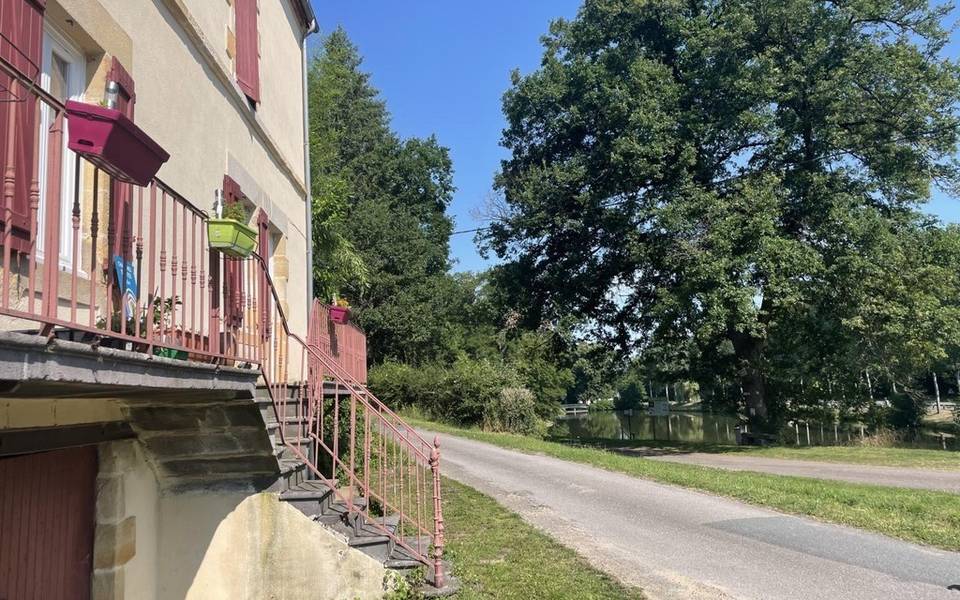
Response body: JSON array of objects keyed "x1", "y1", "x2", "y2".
[
  {"x1": 369, "y1": 359, "x2": 519, "y2": 427},
  {"x1": 615, "y1": 379, "x2": 648, "y2": 411},
  {"x1": 588, "y1": 398, "x2": 615, "y2": 412},
  {"x1": 483, "y1": 387, "x2": 541, "y2": 435},
  {"x1": 889, "y1": 389, "x2": 927, "y2": 428}
]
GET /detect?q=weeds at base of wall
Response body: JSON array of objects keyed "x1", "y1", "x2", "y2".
[{"x1": 382, "y1": 568, "x2": 426, "y2": 600}]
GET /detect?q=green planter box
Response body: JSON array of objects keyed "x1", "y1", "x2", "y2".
[
  {"x1": 207, "y1": 219, "x2": 257, "y2": 258},
  {"x1": 153, "y1": 346, "x2": 188, "y2": 360}
]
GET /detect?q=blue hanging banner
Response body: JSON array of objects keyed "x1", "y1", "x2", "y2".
[{"x1": 113, "y1": 256, "x2": 138, "y2": 320}]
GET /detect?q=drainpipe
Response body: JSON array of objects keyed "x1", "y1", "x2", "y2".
[{"x1": 301, "y1": 16, "x2": 319, "y2": 311}]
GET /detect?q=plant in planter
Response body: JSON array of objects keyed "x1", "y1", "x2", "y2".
[
  {"x1": 330, "y1": 298, "x2": 351, "y2": 324},
  {"x1": 94, "y1": 295, "x2": 187, "y2": 359},
  {"x1": 208, "y1": 202, "x2": 257, "y2": 258}
]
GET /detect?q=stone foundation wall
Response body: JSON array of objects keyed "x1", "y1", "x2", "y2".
[{"x1": 91, "y1": 439, "x2": 386, "y2": 600}]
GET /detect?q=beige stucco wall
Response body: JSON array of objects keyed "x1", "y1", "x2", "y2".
[
  {"x1": 0, "y1": 397, "x2": 124, "y2": 428},
  {"x1": 94, "y1": 440, "x2": 386, "y2": 600},
  {"x1": 46, "y1": 0, "x2": 311, "y2": 338},
  {"x1": 158, "y1": 492, "x2": 387, "y2": 600}
]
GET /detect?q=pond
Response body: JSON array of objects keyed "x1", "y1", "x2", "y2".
[
  {"x1": 553, "y1": 410, "x2": 960, "y2": 450},
  {"x1": 554, "y1": 410, "x2": 740, "y2": 444}
]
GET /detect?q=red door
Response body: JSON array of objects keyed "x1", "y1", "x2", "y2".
[{"x1": 0, "y1": 446, "x2": 98, "y2": 600}]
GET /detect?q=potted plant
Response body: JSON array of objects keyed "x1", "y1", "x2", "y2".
[
  {"x1": 94, "y1": 295, "x2": 187, "y2": 359},
  {"x1": 330, "y1": 298, "x2": 351, "y2": 324},
  {"x1": 65, "y1": 100, "x2": 170, "y2": 186},
  {"x1": 207, "y1": 202, "x2": 257, "y2": 258}
]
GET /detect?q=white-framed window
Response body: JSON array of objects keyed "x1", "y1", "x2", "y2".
[{"x1": 37, "y1": 24, "x2": 85, "y2": 268}]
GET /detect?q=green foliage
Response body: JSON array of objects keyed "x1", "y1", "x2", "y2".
[
  {"x1": 615, "y1": 372, "x2": 649, "y2": 411},
  {"x1": 369, "y1": 359, "x2": 520, "y2": 427},
  {"x1": 382, "y1": 570, "x2": 424, "y2": 600},
  {"x1": 220, "y1": 202, "x2": 248, "y2": 223},
  {"x1": 483, "y1": 387, "x2": 543, "y2": 435},
  {"x1": 309, "y1": 29, "x2": 456, "y2": 362},
  {"x1": 484, "y1": 0, "x2": 960, "y2": 430},
  {"x1": 588, "y1": 398, "x2": 615, "y2": 412},
  {"x1": 889, "y1": 390, "x2": 928, "y2": 429}
]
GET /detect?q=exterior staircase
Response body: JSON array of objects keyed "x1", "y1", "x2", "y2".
[{"x1": 256, "y1": 383, "x2": 458, "y2": 597}]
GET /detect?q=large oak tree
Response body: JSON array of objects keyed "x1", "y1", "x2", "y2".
[{"x1": 484, "y1": 0, "x2": 960, "y2": 429}]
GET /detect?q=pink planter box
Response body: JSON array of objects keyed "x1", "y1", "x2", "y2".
[
  {"x1": 66, "y1": 101, "x2": 170, "y2": 186},
  {"x1": 329, "y1": 306, "x2": 350, "y2": 324}
]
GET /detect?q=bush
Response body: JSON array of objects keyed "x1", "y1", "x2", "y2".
[
  {"x1": 889, "y1": 389, "x2": 927, "y2": 428},
  {"x1": 588, "y1": 398, "x2": 615, "y2": 412},
  {"x1": 483, "y1": 387, "x2": 542, "y2": 435},
  {"x1": 369, "y1": 359, "x2": 519, "y2": 427},
  {"x1": 615, "y1": 378, "x2": 648, "y2": 410}
]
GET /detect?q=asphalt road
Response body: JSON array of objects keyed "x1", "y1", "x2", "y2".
[
  {"x1": 643, "y1": 452, "x2": 960, "y2": 492},
  {"x1": 424, "y1": 430, "x2": 960, "y2": 600}
]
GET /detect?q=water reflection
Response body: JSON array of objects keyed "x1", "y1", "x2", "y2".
[
  {"x1": 553, "y1": 410, "x2": 959, "y2": 450},
  {"x1": 555, "y1": 411, "x2": 739, "y2": 444}
]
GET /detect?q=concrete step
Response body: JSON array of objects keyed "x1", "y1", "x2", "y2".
[
  {"x1": 278, "y1": 458, "x2": 307, "y2": 490},
  {"x1": 277, "y1": 485, "x2": 460, "y2": 597},
  {"x1": 267, "y1": 421, "x2": 311, "y2": 439},
  {"x1": 274, "y1": 441, "x2": 311, "y2": 461},
  {"x1": 281, "y1": 480, "x2": 335, "y2": 517}
]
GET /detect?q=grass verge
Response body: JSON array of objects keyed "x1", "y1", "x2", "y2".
[
  {"x1": 442, "y1": 476, "x2": 644, "y2": 600},
  {"x1": 550, "y1": 437, "x2": 960, "y2": 470},
  {"x1": 413, "y1": 419, "x2": 960, "y2": 552},
  {"x1": 716, "y1": 444, "x2": 959, "y2": 469}
]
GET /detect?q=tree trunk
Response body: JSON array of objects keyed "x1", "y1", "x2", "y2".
[
  {"x1": 740, "y1": 364, "x2": 769, "y2": 429},
  {"x1": 932, "y1": 371, "x2": 941, "y2": 414},
  {"x1": 732, "y1": 332, "x2": 770, "y2": 431},
  {"x1": 865, "y1": 369, "x2": 874, "y2": 404}
]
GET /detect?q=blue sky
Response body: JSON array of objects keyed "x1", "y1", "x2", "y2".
[{"x1": 310, "y1": 1, "x2": 960, "y2": 273}]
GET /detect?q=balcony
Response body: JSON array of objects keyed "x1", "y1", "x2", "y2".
[{"x1": 0, "y1": 56, "x2": 366, "y2": 383}]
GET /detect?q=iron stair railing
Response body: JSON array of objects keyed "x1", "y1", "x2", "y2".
[{"x1": 252, "y1": 255, "x2": 445, "y2": 588}]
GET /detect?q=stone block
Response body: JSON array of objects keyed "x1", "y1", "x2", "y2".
[
  {"x1": 222, "y1": 405, "x2": 264, "y2": 428},
  {"x1": 94, "y1": 516, "x2": 136, "y2": 570},
  {"x1": 96, "y1": 476, "x2": 125, "y2": 523},
  {"x1": 160, "y1": 455, "x2": 278, "y2": 478},
  {"x1": 231, "y1": 428, "x2": 272, "y2": 452},
  {"x1": 99, "y1": 441, "x2": 137, "y2": 476},
  {"x1": 92, "y1": 567, "x2": 124, "y2": 600},
  {"x1": 129, "y1": 406, "x2": 230, "y2": 431}
]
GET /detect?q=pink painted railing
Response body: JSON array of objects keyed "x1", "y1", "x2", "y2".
[
  {"x1": 0, "y1": 53, "x2": 445, "y2": 587},
  {"x1": 258, "y1": 267, "x2": 446, "y2": 587},
  {"x1": 309, "y1": 302, "x2": 367, "y2": 383},
  {"x1": 0, "y1": 56, "x2": 264, "y2": 364}
]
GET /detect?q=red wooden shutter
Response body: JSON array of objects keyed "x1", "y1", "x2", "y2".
[
  {"x1": 222, "y1": 175, "x2": 244, "y2": 327},
  {"x1": 0, "y1": 0, "x2": 46, "y2": 253},
  {"x1": 108, "y1": 56, "x2": 135, "y2": 117},
  {"x1": 235, "y1": 0, "x2": 260, "y2": 103},
  {"x1": 0, "y1": 0, "x2": 44, "y2": 82},
  {"x1": 108, "y1": 58, "x2": 135, "y2": 262}
]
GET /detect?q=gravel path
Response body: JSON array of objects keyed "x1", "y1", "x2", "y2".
[
  {"x1": 639, "y1": 452, "x2": 960, "y2": 492},
  {"x1": 424, "y1": 430, "x2": 960, "y2": 600}
]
